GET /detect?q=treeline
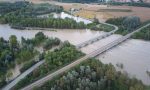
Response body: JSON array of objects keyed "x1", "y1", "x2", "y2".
[
  {"x1": 108, "y1": 2, "x2": 150, "y2": 8},
  {"x1": 132, "y1": 25, "x2": 150, "y2": 40},
  {"x1": 35, "y1": 59, "x2": 145, "y2": 90},
  {"x1": 56, "y1": 0, "x2": 99, "y2": 3},
  {"x1": 12, "y1": 42, "x2": 84, "y2": 90},
  {"x1": 0, "y1": 1, "x2": 29, "y2": 14},
  {"x1": 0, "y1": 1, "x2": 63, "y2": 16},
  {"x1": 106, "y1": 16, "x2": 141, "y2": 35},
  {"x1": 10, "y1": 17, "x2": 86, "y2": 29}
]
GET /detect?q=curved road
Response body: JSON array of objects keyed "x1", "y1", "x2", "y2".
[{"x1": 21, "y1": 23, "x2": 150, "y2": 90}]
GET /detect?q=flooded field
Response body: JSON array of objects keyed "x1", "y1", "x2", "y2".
[{"x1": 96, "y1": 39, "x2": 150, "y2": 85}]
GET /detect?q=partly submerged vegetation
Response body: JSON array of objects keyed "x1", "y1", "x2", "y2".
[
  {"x1": 0, "y1": 36, "x2": 37, "y2": 88},
  {"x1": 0, "y1": 32, "x2": 61, "y2": 88},
  {"x1": 12, "y1": 42, "x2": 84, "y2": 90}
]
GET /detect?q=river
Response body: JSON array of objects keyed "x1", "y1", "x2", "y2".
[
  {"x1": 0, "y1": 24, "x2": 106, "y2": 45},
  {"x1": 1, "y1": 25, "x2": 150, "y2": 85},
  {"x1": 95, "y1": 39, "x2": 150, "y2": 85}
]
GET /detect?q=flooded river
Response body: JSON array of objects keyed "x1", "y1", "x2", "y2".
[
  {"x1": 0, "y1": 24, "x2": 106, "y2": 45},
  {"x1": 96, "y1": 39, "x2": 150, "y2": 85},
  {"x1": 0, "y1": 11, "x2": 150, "y2": 86},
  {"x1": 1, "y1": 24, "x2": 150, "y2": 85}
]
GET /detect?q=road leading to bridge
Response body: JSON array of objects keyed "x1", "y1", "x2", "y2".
[{"x1": 21, "y1": 23, "x2": 150, "y2": 90}]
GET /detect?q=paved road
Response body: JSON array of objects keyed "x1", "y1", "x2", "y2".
[
  {"x1": 21, "y1": 23, "x2": 150, "y2": 90},
  {"x1": 2, "y1": 60, "x2": 45, "y2": 90}
]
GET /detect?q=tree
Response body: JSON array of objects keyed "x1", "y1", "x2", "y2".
[
  {"x1": 9, "y1": 35, "x2": 18, "y2": 49},
  {"x1": 123, "y1": 16, "x2": 141, "y2": 31}
]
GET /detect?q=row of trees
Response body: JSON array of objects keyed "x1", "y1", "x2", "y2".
[
  {"x1": 106, "y1": 16, "x2": 141, "y2": 35},
  {"x1": 56, "y1": 0, "x2": 99, "y2": 3},
  {"x1": 35, "y1": 59, "x2": 145, "y2": 90},
  {"x1": 108, "y1": 2, "x2": 150, "y2": 8},
  {"x1": 12, "y1": 42, "x2": 84, "y2": 90},
  {"x1": 11, "y1": 17, "x2": 86, "y2": 29},
  {"x1": 57, "y1": 0, "x2": 143, "y2": 3}
]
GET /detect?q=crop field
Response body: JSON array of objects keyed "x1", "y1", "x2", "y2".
[
  {"x1": 57, "y1": 3, "x2": 150, "y2": 22},
  {"x1": 28, "y1": 0, "x2": 150, "y2": 22}
]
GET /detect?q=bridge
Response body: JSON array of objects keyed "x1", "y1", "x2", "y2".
[
  {"x1": 21, "y1": 23, "x2": 150, "y2": 90},
  {"x1": 76, "y1": 22, "x2": 118, "y2": 49}
]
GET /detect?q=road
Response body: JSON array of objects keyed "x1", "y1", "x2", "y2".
[
  {"x1": 21, "y1": 23, "x2": 150, "y2": 90},
  {"x1": 2, "y1": 60, "x2": 45, "y2": 90}
]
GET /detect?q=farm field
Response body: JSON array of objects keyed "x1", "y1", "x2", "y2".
[{"x1": 54, "y1": 2, "x2": 150, "y2": 22}]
